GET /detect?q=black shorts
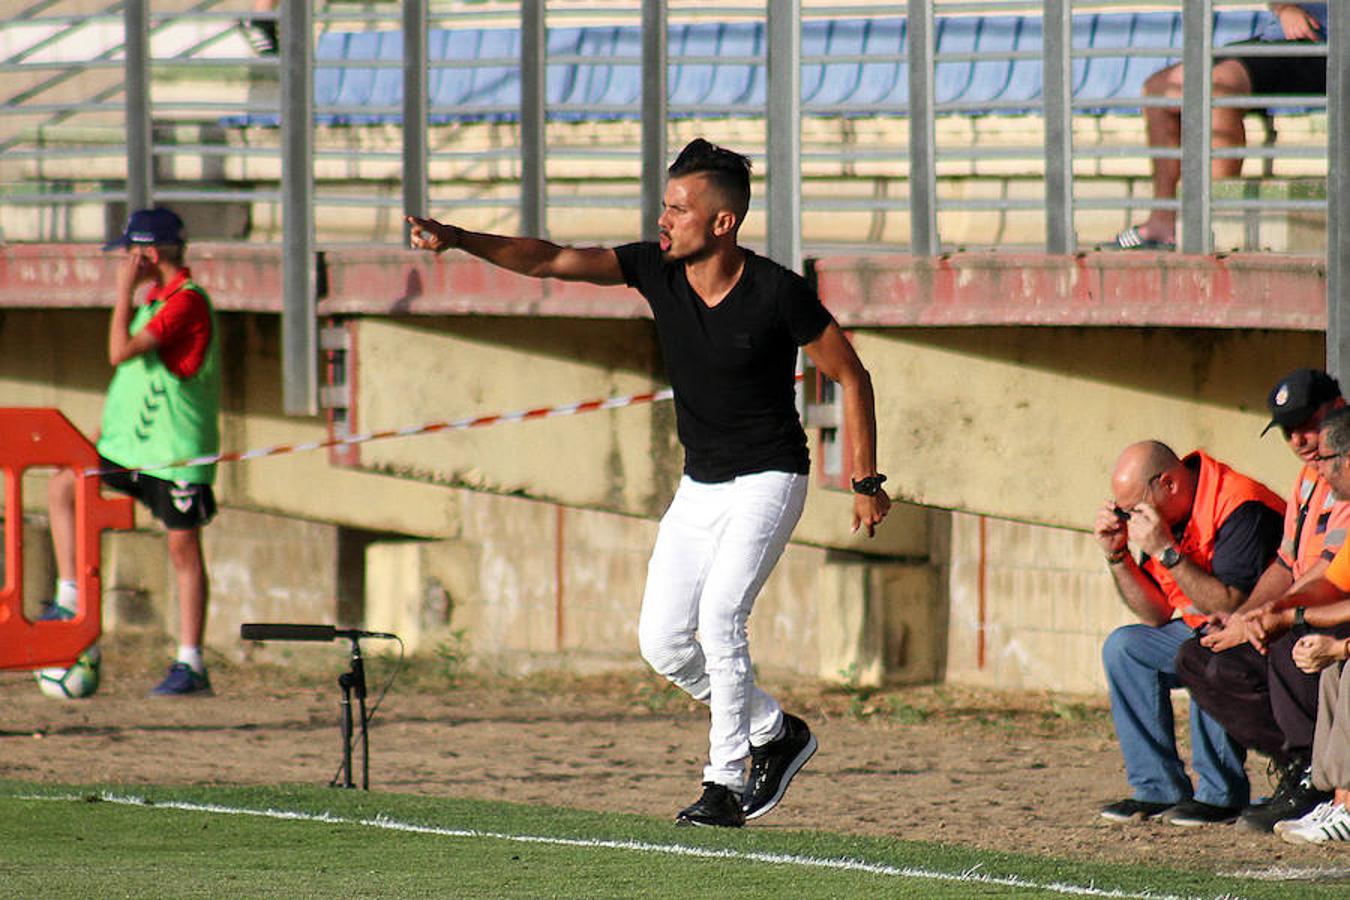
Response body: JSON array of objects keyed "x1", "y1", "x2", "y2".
[
  {"x1": 99, "y1": 457, "x2": 217, "y2": 531},
  {"x1": 1228, "y1": 39, "x2": 1327, "y2": 97}
]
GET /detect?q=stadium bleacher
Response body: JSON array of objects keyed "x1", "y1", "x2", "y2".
[{"x1": 226, "y1": 10, "x2": 1289, "y2": 129}]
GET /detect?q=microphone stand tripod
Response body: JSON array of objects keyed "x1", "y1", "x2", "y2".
[{"x1": 335, "y1": 635, "x2": 369, "y2": 790}]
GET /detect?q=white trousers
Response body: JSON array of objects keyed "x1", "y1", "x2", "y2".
[{"x1": 638, "y1": 470, "x2": 808, "y2": 792}]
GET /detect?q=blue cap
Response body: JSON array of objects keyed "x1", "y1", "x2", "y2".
[{"x1": 104, "y1": 207, "x2": 185, "y2": 250}]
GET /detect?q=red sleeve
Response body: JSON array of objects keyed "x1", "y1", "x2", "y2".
[{"x1": 143, "y1": 289, "x2": 212, "y2": 379}]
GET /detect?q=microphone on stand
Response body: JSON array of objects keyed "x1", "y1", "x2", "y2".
[
  {"x1": 239, "y1": 622, "x2": 402, "y2": 790},
  {"x1": 240, "y1": 623, "x2": 398, "y2": 642}
]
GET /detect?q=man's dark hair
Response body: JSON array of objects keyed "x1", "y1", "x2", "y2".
[
  {"x1": 668, "y1": 138, "x2": 752, "y2": 224},
  {"x1": 1323, "y1": 407, "x2": 1350, "y2": 456}
]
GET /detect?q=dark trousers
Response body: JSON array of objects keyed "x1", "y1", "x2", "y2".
[{"x1": 1175, "y1": 625, "x2": 1350, "y2": 761}]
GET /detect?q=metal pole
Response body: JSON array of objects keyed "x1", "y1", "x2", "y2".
[
  {"x1": 640, "y1": 0, "x2": 667, "y2": 242},
  {"x1": 1180, "y1": 0, "x2": 1213, "y2": 254},
  {"x1": 124, "y1": 0, "x2": 152, "y2": 210},
  {"x1": 1042, "y1": 0, "x2": 1074, "y2": 253},
  {"x1": 906, "y1": 0, "x2": 938, "y2": 255},
  {"x1": 402, "y1": 0, "x2": 429, "y2": 241},
  {"x1": 766, "y1": 0, "x2": 801, "y2": 272},
  {"x1": 1328, "y1": 2, "x2": 1349, "y2": 378},
  {"x1": 520, "y1": 0, "x2": 547, "y2": 238},
  {"x1": 281, "y1": 0, "x2": 317, "y2": 415}
]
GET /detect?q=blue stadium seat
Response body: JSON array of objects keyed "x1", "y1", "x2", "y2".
[
  {"x1": 799, "y1": 20, "x2": 831, "y2": 104},
  {"x1": 806, "y1": 19, "x2": 867, "y2": 109},
  {"x1": 1213, "y1": 10, "x2": 1263, "y2": 48},
  {"x1": 567, "y1": 26, "x2": 638, "y2": 120},
  {"x1": 326, "y1": 31, "x2": 382, "y2": 125},
  {"x1": 345, "y1": 30, "x2": 404, "y2": 126},
  {"x1": 546, "y1": 26, "x2": 584, "y2": 110},
  {"x1": 669, "y1": 23, "x2": 718, "y2": 109},
  {"x1": 466, "y1": 27, "x2": 520, "y2": 121},
  {"x1": 855, "y1": 17, "x2": 904, "y2": 109},
  {"x1": 313, "y1": 32, "x2": 347, "y2": 114},
  {"x1": 428, "y1": 28, "x2": 482, "y2": 123},
  {"x1": 705, "y1": 22, "x2": 761, "y2": 109},
  {"x1": 582, "y1": 25, "x2": 641, "y2": 114},
  {"x1": 962, "y1": 16, "x2": 1020, "y2": 106},
  {"x1": 933, "y1": 17, "x2": 978, "y2": 105}
]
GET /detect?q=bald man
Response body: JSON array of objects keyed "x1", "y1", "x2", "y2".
[{"x1": 1094, "y1": 441, "x2": 1284, "y2": 827}]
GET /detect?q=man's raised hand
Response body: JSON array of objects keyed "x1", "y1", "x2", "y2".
[{"x1": 406, "y1": 215, "x2": 461, "y2": 253}]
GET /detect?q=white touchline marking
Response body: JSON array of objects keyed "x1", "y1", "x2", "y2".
[{"x1": 15, "y1": 792, "x2": 1226, "y2": 900}]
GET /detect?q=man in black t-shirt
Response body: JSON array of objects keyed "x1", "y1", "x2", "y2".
[{"x1": 407, "y1": 138, "x2": 890, "y2": 828}]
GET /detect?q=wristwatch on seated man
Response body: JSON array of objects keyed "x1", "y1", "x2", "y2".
[
  {"x1": 851, "y1": 473, "x2": 887, "y2": 496},
  {"x1": 1157, "y1": 545, "x2": 1183, "y2": 569}
]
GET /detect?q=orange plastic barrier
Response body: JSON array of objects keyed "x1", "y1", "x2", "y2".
[{"x1": 0, "y1": 408, "x2": 134, "y2": 670}]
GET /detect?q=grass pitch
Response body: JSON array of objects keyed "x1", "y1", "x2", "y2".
[{"x1": 0, "y1": 781, "x2": 1345, "y2": 898}]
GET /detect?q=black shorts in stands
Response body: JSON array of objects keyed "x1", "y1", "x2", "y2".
[
  {"x1": 99, "y1": 457, "x2": 216, "y2": 530},
  {"x1": 1228, "y1": 39, "x2": 1327, "y2": 97}
]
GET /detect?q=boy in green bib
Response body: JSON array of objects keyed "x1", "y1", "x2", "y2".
[{"x1": 47, "y1": 207, "x2": 221, "y2": 696}]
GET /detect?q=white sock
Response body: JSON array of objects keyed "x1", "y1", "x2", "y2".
[
  {"x1": 176, "y1": 646, "x2": 205, "y2": 675},
  {"x1": 55, "y1": 580, "x2": 78, "y2": 613}
]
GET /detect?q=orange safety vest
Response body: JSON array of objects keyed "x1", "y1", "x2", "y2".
[
  {"x1": 1141, "y1": 451, "x2": 1285, "y2": 628},
  {"x1": 1279, "y1": 464, "x2": 1347, "y2": 580}
]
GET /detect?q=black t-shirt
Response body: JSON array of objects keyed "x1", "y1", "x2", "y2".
[{"x1": 614, "y1": 241, "x2": 835, "y2": 483}]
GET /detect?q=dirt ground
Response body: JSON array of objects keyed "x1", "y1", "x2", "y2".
[{"x1": 3, "y1": 637, "x2": 1349, "y2": 882}]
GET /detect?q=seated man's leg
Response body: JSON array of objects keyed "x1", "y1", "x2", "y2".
[
  {"x1": 1174, "y1": 636, "x2": 1283, "y2": 758},
  {"x1": 1128, "y1": 58, "x2": 1250, "y2": 247},
  {"x1": 1282, "y1": 662, "x2": 1350, "y2": 844},
  {"x1": 1312, "y1": 661, "x2": 1350, "y2": 796},
  {"x1": 1208, "y1": 59, "x2": 1252, "y2": 179},
  {"x1": 1101, "y1": 620, "x2": 1196, "y2": 806},
  {"x1": 1180, "y1": 632, "x2": 1325, "y2": 830},
  {"x1": 1269, "y1": 625, "x2": 1350, "y2": 760},
  {"x1": 1186, "y1": 695, "x2": 1250, "y2": 811}
]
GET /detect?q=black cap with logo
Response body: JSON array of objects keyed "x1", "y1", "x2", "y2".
[{"x1": 1263, "y1": 368, "x2": 1342, "y2": 436}]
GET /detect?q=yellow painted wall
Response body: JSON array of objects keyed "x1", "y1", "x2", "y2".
[{"x1": 856, "y1": 327, "x2": 1324, "y2": 529}]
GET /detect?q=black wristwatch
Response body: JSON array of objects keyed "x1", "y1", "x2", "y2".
[
  {"x1": 1294, "y1": 606, "x2": 1308, "y2": 633},
  {"x1": 1158, "y1": 546, "x2": 1183, "y2": 569},
  {"x1": 851, "y1": 473, "x2": 887, "y2": 496}
]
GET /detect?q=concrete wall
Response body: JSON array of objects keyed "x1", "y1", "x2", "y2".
[
  {"x1": 944, "y1": 512, "x2": 1138, "y2": 694},
  {"x1": 0, "y1": 306, "x2": 1326, "y2": 693},
  {"x1": 362, "y1": 487, "x2": 941, "y2": 686},
  {"x1": 348, "y1": 316, "x2": 932, "y2": 557}
]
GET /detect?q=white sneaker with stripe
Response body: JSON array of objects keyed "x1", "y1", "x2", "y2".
[{"x1": 1281, "y1": 802, "x2": 1350, "y2": 845}]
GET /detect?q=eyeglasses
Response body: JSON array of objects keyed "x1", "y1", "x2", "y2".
[
  {"x1": 1113, "y1": 472, "x2": 1164, "y2": 521},
  {"x1": 1313, "y1": 450, "x2": 1347, "y2": 463}
]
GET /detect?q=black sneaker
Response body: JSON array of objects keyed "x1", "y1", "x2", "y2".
[
  {"x1": 675, "y1": 782, "x2": 745, "y2": 828},
  {"x1": 741, "y1": 712, "x2": 818, "y2": 820},
  {"x1": 1238, "y1": 756, "x2": 1331, "y2": 834},
  {"x1": 1159, "y1": 799, "x2": 1242, "y2": 827},
  {"x1": 1099, "y1": 798, "x2": 1174, "y2": 822}
]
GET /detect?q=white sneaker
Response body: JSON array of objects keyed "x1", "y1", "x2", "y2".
[
  {"x1": 1274, "y1": 799, "x2": 1337, "y2": 836},
  {"x1": 1282, "y1": 802, "x2": 1350, "y2": 845}
]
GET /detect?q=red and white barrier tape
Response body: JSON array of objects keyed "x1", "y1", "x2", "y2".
[
  {"x1": 84, "y1": 372, "x2": 810, "y2": 479},
  {"x1": 82, "y1": 386, "x2": 685, "y2": 478}
]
